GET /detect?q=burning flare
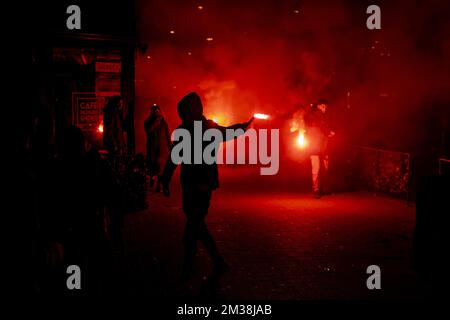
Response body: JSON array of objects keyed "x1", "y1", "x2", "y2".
[
  {"x1": 254, "y1": 113, "x2": 269, "y2": 120},
  {"x1": 296, "y1": 130, "x2": 307, "y2": 149},
  {"x1": 98, "y1": 121, "x2": 104, "y2": 133}
]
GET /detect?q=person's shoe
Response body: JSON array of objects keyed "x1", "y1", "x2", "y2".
[
  {"x1": 175, "y1": 277, "x2": 194, "y2": 297},
  {"x1": 313, "y1": 191, "x2": 322, "y2": 199},
  {"x1": 212, "y1": 259, "x2": 230, "y2": 277}
]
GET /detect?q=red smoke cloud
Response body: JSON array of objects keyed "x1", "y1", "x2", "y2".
[{"x1": 134, "y1": 0, "x2": 450, "y2": 159}]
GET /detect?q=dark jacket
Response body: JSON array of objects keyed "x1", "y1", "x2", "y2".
[
  {"x1": 103, "y1": 101, "x2": 124, "y2": 154},
  {"x1": 144, "y1": 114, "x2": 171, "y2": 175},
  {"x1": 304, "y1": 108, "x2": 332, "y2": 155},
  {"x1": 161, "y1": 92, "x2": 249, "y2": 191},
  {"x1": 162, "y1": 116, "x2": 248, "y2": 190}
]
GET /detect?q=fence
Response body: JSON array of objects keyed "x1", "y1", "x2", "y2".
[
  {"x1": 439, "y1": 158, "x2": 450, "y2": 176},
  {"x1": 351, "y1": 146, "x2": 411, "y2": 202},
  {"x1": 99, "y1": 152, "x2": 148, "y2": 212}
]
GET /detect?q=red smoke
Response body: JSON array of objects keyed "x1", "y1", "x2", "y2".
[{"x1": 134, "y1": 0, "x2": 450, "y2": 159}]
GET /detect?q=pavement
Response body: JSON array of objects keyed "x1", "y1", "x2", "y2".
[{"x1": 112, "y1": 166, "x2": 422, "y2": 300}]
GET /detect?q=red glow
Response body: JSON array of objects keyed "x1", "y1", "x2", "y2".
[{"x1": 210, "y1": 116, "x2": 221, "y2": 124}]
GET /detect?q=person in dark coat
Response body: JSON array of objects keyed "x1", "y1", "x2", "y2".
[
  {"x1": 304, "y1": 99, "x2": 335, "y2": 198},
  {"x1": 103, "y1": 96, "x2": 125, "y2": 155},
  {"x1": 124, "y1": 99, "x2": 136, "y2": 155},
  {"x1": 144, "y1": 104, "x2": 171, "y2": 191},
  {"x1": 160, "y1": 92, "x2": 254, "y2": 281}
]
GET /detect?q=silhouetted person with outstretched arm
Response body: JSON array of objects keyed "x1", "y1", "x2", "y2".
[{"x1": 160, "y1": 92, "x2": 253, "y2": 282}]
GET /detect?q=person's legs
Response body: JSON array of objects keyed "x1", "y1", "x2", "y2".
[
  {"x1": 198, "y1": 220, "x2": 229, "y2": 276},
  {"x1": 181, "y1": 187, "x2": 208, "y2": 278},
  {"x1": 182, "y1": 215, "x2": 201, "y2": 277},
  {"x1": 321, "y1": 155, "x2": 330, "y2": 194},
  {"x1": 198, "y1": 220, "x2": 222, "y2": 263},
  {"x1": 310, "y1": 155, "x2": 321, "y2": 197},
  {"x1": 181, "y1": 186, "x2": 227, "y2": 278},
  {"x1": 191, "y1": 189, "x2": 220, "y2": 262}
]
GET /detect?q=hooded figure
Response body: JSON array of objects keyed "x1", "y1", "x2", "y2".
[
  {"x1": 144, "y1": 104, "x2": 171, "y2": 191},
  {"x1": 161, "y1": 92, "x2": 253, "y2": 281}
]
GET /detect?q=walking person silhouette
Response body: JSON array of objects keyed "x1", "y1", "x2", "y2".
[{"x1": 161, "y1": 92, "x2": 253, "y2": 282}]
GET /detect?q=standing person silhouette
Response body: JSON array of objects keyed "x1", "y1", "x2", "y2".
[
  {"x1": 103, "y1": 96, "x2": 125, "y2": 156},
  {"x1": 161, "y1": 92, "x2": 253, "y2": 282},
  {"x1": 304, "y1": 99, "x2": 335, "y2": 198},
  {"x1": 144, "y1": 104, "x2": 171, "y2": 191}
]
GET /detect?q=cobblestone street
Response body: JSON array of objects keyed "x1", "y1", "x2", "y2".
[{"x1": 114, "y1": 167, "x2": 421, "y2": 299}]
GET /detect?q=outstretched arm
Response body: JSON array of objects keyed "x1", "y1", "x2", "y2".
[{"x1": 212, "y1": 116, "x2": 254, "y2": 141}]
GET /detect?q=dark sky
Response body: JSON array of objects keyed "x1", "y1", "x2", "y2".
[{"x1": 133, "y1": 0, "x2": 450, "y2": 155}]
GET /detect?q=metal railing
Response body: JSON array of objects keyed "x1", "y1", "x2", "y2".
[
  {"x1": 439, "y1": 158, "x2": 450, "y2": 176},
  {"x1": 351, "y1": 145, "x2": 411, "y2": 203}
]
